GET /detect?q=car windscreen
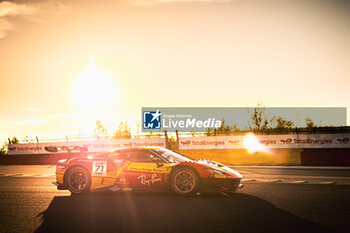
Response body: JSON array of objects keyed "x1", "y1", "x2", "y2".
[{"x1": 151, "y1": 148, "x2": 192, "y2": 163}]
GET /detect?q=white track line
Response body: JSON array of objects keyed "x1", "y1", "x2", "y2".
[{"x1": 229, "y1": 166, "x2": 350, "y2": 170}]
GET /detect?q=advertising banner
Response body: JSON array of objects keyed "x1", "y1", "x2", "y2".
[
  {"x1": 7, "y1": 138, "x2": 167, "y2": 155},
  {"x1": 178, "y1": 134, "x2": 350, "y2": 150}
]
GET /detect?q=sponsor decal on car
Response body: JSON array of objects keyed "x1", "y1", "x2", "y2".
[
  {"x1": 115, "y1": 178, "x2": 130, "y2": 186},
  {"x1": 138, "y1": 174, "x2": 161, "y2": 185},
  {"x1": 113, "y1": 159, "x2": 124, "y2": 164},
  {"x1": 57, "y1": 165, "x2": 66, "y2": 170},
  {"x1": 92, "y1": 161, "x2": 107, "y2": 176}
]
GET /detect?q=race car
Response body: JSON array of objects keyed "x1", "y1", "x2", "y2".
[{"x1": 53, "y1": 147, "x2": 243, "y2": 196}]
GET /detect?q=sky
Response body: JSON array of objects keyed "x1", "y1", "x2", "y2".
[{"x1": 0, "y1": 0, "x2": 349, "y2": 142}]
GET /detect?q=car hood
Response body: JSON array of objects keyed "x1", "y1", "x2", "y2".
[{"x1": 195, "y1": 159, "x2": 243, "y2": 179}]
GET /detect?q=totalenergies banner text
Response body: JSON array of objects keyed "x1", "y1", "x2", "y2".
[
  {"x1": 178, "y1": 134, "x2": 350, "y2": 150},
  {"x1": 7, "y1": 138, "x2": 166, "y2": 155}
]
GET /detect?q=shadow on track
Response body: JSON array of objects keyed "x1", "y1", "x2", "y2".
[{"x1": 35, "y1": 191, "x2": 334, "y2": 233}]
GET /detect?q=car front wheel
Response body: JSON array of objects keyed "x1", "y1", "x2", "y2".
[
  {"x1": 65, "y1": 166, "x2": 91, "y2": 194},
  {"x1": 171, "y1": 167, "x2": 200, "y2": 196}
]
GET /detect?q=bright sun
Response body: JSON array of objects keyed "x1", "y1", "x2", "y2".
[
  {"x1": 70, "y1": 56, "x2": 118, "y2": 114},
  {"x1": 243, "y1": 133, "x2": 264, "y2": 153}
]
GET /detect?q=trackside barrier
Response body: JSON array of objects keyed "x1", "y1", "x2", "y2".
[
  {"x1": 7, "y1": 138, "x2": 167, "y2": 155},
  {"x1": 177, "y1": 134, "x2": 350, "y2": 166}
]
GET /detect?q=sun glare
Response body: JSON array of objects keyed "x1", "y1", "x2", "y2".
[
  {"x1": 70, "y1": 56, "x2": 118, "y2": 114},
  {"x1": 243, "y1": 133, "x2": 264, "y2": 153}
]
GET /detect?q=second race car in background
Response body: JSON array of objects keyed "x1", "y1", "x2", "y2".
[{"x1": 53, "y1": 147, "x2": 243, "y2": 196}]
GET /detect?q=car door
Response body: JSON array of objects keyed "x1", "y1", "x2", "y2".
[
  {"x1": 90, "y1": 150, "x2": 127, "y2": 190},
  {"x1": 122, "y1": 149, "x2": 171, "y2": 189}
]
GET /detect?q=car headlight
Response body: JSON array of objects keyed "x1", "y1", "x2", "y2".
[
  {"x1": 205, "y1": 168, "x2": 225, "y2": 175},
  {"x1": 57, "y1": 159, "x2": 67, "y2": 163}
]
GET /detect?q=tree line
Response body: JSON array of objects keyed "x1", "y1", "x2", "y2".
[{"x1": 1, "y1": 103, "x2": 346, "y2": 156}]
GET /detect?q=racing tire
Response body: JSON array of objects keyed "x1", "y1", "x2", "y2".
[
  {"x1": 171, "y1": 167, "x2": 200, "y2": 196},
  {"x1": 65, "y1": 166, "x2": 91, "y2": 194}
]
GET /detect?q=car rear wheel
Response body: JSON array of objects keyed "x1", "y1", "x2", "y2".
[
  {"x1": 171, "y1": 167, "x2": 200, "y2": 196},
  {"x1": 65, "y1": 167, "x2": 91, "y2": 194}
]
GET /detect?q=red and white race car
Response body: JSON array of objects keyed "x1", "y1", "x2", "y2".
[{"x1": 53, "y1": 147, "x2": 243, "y2": 196}]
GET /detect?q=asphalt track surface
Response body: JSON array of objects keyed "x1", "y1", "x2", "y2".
[{"x1": 0, "y1": 166, "x2": 349, "y2": 233}]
